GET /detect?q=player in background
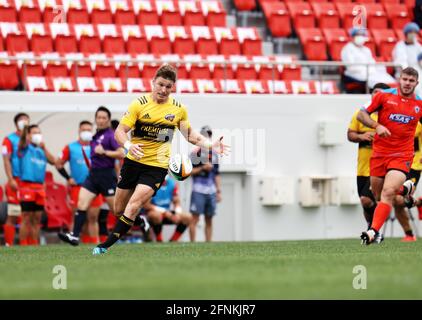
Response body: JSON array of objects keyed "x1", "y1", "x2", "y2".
[
  {"x1": 348, "y1": 83, "x2": 390, "y2": 241},
  {"x1": 357, "y1": 67, "x2": 422, "y2": 244},
  {"x1": 145, "y1": 174, "x2": 192, "y2": 242},
  {"x1": 92, "y1": 64, "x2": 229, "y2": 255},
  {"x1": 18, "y1": 125, "x2": 56, "y2": 245},
  {"x1": 2, "y1": 113, "x2": 30, "y2": 246},
  {"x1": 58, "y1": 106, "x2": 125, "y2": 246},
  {"x1": 55, "y1": 120, "x2": 104, "y2": 244}
]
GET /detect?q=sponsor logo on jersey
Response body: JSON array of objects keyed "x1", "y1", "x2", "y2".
[
  {"x1": 142, "y1": 113, "x2": 151, "y2": 119},
  {"x1": 165, "y1": 114, "x2": 175, "y2": 122},
  {"x1": 386, "y1": 100, "x2": 398, "y2": 106},
  {"x1": 389, "y1": 113, "x2": 415, "y2": 124}
]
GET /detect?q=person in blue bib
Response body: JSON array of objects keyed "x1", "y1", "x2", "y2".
[
  {"x1": 1, "y1": 112, "x2": 30, "y2": 246},
  {"x1": 18, "y1": 124, "x2": 56, "y2": 245},
  {"x1": 55, "y1": 120, "x2": 105, "y2": 244},
  {"x1": 144, "y1": 174, "x2": 192, "y2": 242}
]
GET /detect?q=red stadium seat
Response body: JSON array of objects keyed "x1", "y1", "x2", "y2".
[
  {"x1": 118, "y1": 64, "x2": 141, "y2": 79},
  {"x1": 364, "y1": 4, "x2": 388, "y2": 30},
  {"x1": 183, "y1": 11, "x2": 205, "y2": 26},
  {"x1": 384, "y1": 4, "x2": 411, "y2": 30},
  {"x1": 173, "y1": 37, "x2": 195, "y2": 55},
  {"x1": 233, "y1": 0, "x2": 256, "y2": 11},
  {"x1": 76, "y1": 76, "x2": 101, "y2": 92},
  {"x1": 220, "y1": 79, "x2": 245, "y2": 93},
  {"x1": 244, "y1": 80, "x2": 270, "y2": 94},
  {"x1": 100, "y1": 77, "x2": 124, "y2": 92},
  {"x1": 196, "y1": 37, "x2": 218, "y2": 55},
  {"x1": 141, "y1": 63, "x2": 160, "y2": 79},
  {"x1": 44, "y1": 183, "x2": 72, "y2": 230},
  {"x1": 335, "y1": 3, "x2": 358, "y2": 30},
  {"x1": 311, "y1": 2, "x2": 340, "y2": 29},
  {"x1": 6, "y1": 33, "x2": 29, "y2": 53},
  {"x1": 213, "y1": 27, "x2": 241, "y2": 56},
  {"x1": 31, "y1": 34, "x2": 53, "y2": 53},
  {"x1": 371, "y1": 29, "x2": 398, "y2": 60},
  {"x1": 286, "y1": 2, "x2": 316, "y2": 30},
  {"x1": 45, "y1": 63, "x2": 69, "y2": 77},
  {"x1": 19, "y1": 7, "x2": 42, "y2": 23},
  {"x1": 235, "y1": 64, "x2": 257, "y2": 80},
  {"x1": 114, "y1": 9, "x2": 136, "y2": 25},
  {"x1": 25, "y1": 76, "x2": 52, "y2": 91},
  {"x1": 70, "y1": 64, "x2": 93, "y2": 77},
  {"x1": 0, "y1": 63, "x2": 20, "y2": 89},
  {"x1": 67, "y1": 8, "x2": 90, "y2": 24},
  {"x1": 79, "y1": 35, "x2": 102, "y2": 54},
  {"x1": 257, "y1": 65, "x2": 281, "y2": 81},
  {"x1": 54, "y1": 35, "x2": 78, "y2": 54},
  {"x1": 196, "y1": 79, "x2": 221, "y2": 93},
  {"x1": 91, "y1": 8, "x2": 113, "y2": 24},
  {"x1": 126, "y1": 36, "x2": 149, "y2": 54},
  {"x1": 20, "y1": 62, "x2": 44, "y2": 78},
  {"x1": 281, "y1": 64, "x2": 301, "y2": 80},
  {"x1": 103, "y1": 36, "x2": 126, "y2": 54},
  {"x1": 236, "y1": 27, "x2": 262, "y2": 56},
  {"x1": 149, "y1": 37, "x2": 172, "y2": 55},
  {"x1": 176, "y1": 79, "x2": 198, "y2": 93},
  {"x1": 0, "y1": 6, "x2": 17, "y2": 22},
  {"x1": 42, "y1": 7, "x2": 56, "y2": 23},
  {"x1": 160, "y1": 10, "x2": 183, "y2": 26},
  {"x1": 322, "y1": 28, "x2": 349, "y2": 61},
  {"x1": 94, "y1": 64, "x2": 117, "y2": 78},
  {"x1": 212, "y1": 64, "x2": 234, "y2": 80},
  {"x1": 189, "y1": 64, "x2": 212, "y2": 80},
  {"x1": 138, "y1": 10, "x2": 160, "y2": 25},
  {"x1": 296, "y1": 28, "x2": 327, "y2": 61},
  {"x1": 261, "y1": 2, "x2": 291, "y2": 37}
]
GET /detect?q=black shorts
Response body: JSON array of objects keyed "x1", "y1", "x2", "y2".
[
  {"x1": 407, "y1": 169, "x2": 421, "y2": 187},
  {"x1": 357, "y1": 176, "x2": 375, "y2": 201},
  {"x1": 82, "y1": 168, "x2": 117, "y2": 197},
  {"x1": 117, "y1": 158, "x2": 168, "y2": 195},
  {"x1": 21, "y1": 202, "x2": 44, "y2": 212}
]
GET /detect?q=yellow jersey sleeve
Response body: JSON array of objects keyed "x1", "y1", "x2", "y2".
[
  {"x1": 177, "y1": 105, "x2": 191, "y2": 131},
  {"x1": 348, "y1": 110, "x2": 360, "y2": 131},
  {"x1": 120, "y1": 99, "x2": 141, "y2": 128}
]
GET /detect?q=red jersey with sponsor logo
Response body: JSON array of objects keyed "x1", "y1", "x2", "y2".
[{"x1": 365, "y1": 88, "x2": 422, "y2": 157}]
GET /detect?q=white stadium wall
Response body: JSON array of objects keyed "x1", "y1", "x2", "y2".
[{"x1": 0, "y1": 92, "x2": 414, "y2": 241}]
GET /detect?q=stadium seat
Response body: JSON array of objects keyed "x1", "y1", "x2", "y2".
[
  {"x1": 176, "y1": 79, "x2": 198, "y2": 93},
  {"x1": 67, "y1": 8, "x2": 90, "y2": 24},
  {"x1": 183, "y1": 10, "x2": 205, "y2": 26},
  {"x1": 91, "y1": 8, "x2": 113, "y2": 24},
  {"x1": 257, "y1": 64, "x2": 281, "y2": 81},
  {"x1": 189, "y1": 64, "x2": 211, "y2": 80},
  {"x1": 6, "y1": 33, "x2": 29, "y2": 53},
  {"x1": 126, "y1": 78, "x2": 151, "y2": 93},
  {"x1": 70, "y1": 64, "x2": 93, "y2": 77},
  {"x1": 0, "y1": 6, "x2": 17, "y2": 22},
  {"x1": 20, "y1": 62, "x2": 44, "y2": 77},
  {"x1": 30, "y1": 34, "x2": 53, "y2": 53},
  {"x1": 335, "y1": 3, "x2": 359, "y2": 30},
  {"x1": 286, "y1": 2, "x2": 316, "y2": 30},
  {"x1": 196, "y1": 79, "x2": 221, "y2": 93},
  {"x1": 296, "y1": 28, "x2": 327, "y2": 61},
  {"x1": 160, "y1": 10, "x2": 183, "y2": 26},
  {"x1": 149, "y1": 37, "x2": 172, "y2": 54},
  {"x1": 76, "y1": 76, "x2": 100, "y2": 92},
  {"x1": 244, "y1": 80, "x2": 269, "y2": 94},
  {"x1": 261, "y1": 2, "x2": 291, "y2": 37},
  {"x1": 25, "y1": 76, "x2": 52, "y2": 91},
  {"x1": 205, "y1": 10, "x2": 226, "y2": 28},
  {"x1": 94, "y1": 64, "x2": 117, "y2": 78},
  {"x1": 114, "y1": 9, "x2": 136, "y2": 25},
  {"x1": 54, "y1": 35, "x2": 78, "y2": 54},
  {"x1": 313, "y1": 80, "x2": 340, "y2": 94},
  {"x1": 167, "y1": 26, "x2": 195, "y2": 55},
  {"x1": 103, "y1": 36, "x2": 126, "y2": 54},
  {"x1": 371, "y1": 29, "x2": 398, "y2": 60},
  {"x1": 45, "y1": 63, "x2": 69, "y2": 77},
  {"x1": 44, "y1": 183, "x2": 72, "y2": 229},
  {"x1": 384, "y1": 4, "x2": 411, "y2": 30},
  {"x1": 212, "y1": 64, "x2": 234, "y2": 80},
  {"x1": 136, "y1": 2, "x2": 160, "y2": 26},
  {"x1": 365, "y1": 4, "x2": 388, "y2": 30},
  {"x1": 42, "y1": 7, "x2": 56, "y2": 23},
  {"x1": 235, "y1": 64, "x2": 257, "y2": 80},
  {"x1": 79, "y1": 35, "x2": 102, "y2": 54},
  {"x1": 267, "y1": 80, "x2": 288, "y2": 94},
  {"x1": 50, "y1": 76, "x2": 75, "y2": 91},
  {"x1": 220, "y1": 79, "x2": 245, "y2": 93},
  {"x1": 100, "y1": 77, "x2": 124, "y2": 92},
  {"x1": 126, "y1": 36, "x2": 149, "y2": 54},
  {"x1": 311, "y1": 2, "x2": 340, "y2": 29},
  {"x1": 141, "y1": 63, "x2": 160, "y2": 79},
  {"x1": 0, "y1": 63, "x2": 20, "y2": 89},
  {"x1": 118, "y1": 63, "x2": 141, "y2": 79},
  {"x1": 213, "y1": 27, "x2": 241, "y2": 56},
  {"x1": 233, "y1": 0, "x2": 256, "y2": 11},
  {"x1": 281, "y1": 64, "x2": 301, "y2": 80},
  {"x1": 19, "y1": 7, "x2": 42, "y2": 23},
  {"x1": 236, "y1": 27, "x2": 262, "y2": 56},
  {"x1": 322, "y1": 28, "x2": 349, "y2": 61}
]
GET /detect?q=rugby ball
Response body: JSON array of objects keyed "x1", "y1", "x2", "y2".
[{"x1": 168, "y1": 153, "x2": 193, "y2": 181}]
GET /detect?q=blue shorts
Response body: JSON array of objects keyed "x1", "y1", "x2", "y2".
[
  {"x1": 190, "y1": 192, "x2": 217, "y2": 217},
  {"x1": 82, "y1": 168, "x2": 117, "y2": 197}
]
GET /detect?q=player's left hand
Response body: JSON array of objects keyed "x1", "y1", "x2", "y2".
[
  {"x1": 95, "y1": 144, "x2": 105, "y2": 155},
  {"x1": 212, "y1": 136, "x2": 230, "y2": 156},
  {"x1": 216, "y1": 191, "x2": 222, "y2": 202}
]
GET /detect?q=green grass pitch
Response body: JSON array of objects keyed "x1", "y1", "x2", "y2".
[{"x1": 1, "y1": 239, "x2": 422, "y2": 299}]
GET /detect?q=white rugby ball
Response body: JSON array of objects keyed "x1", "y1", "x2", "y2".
[{"x1": 168, "y1": 153, "x2": 193, "y2": 181}]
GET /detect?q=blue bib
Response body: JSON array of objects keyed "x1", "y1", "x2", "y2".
[
  {"x1": 68, "y1": 141, "x2": 91, "y2": 185},
  {"x1": 20, "y1": 144, "x2": 47, "y2": 183},
  {"x1": 7, "y1": 132, "x2": 21, "y2": 178},
  {"x1": 151, "y1": 177, "x2": 176, "y2": 210}
]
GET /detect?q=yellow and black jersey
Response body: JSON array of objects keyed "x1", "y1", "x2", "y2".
[
  {"x1": 412, "y1": 122, "x2": 422, "y2": 171},
  {"x1": 120, "y1": 94, "x2": 190, "y2": 169},
  {"x1": 348, "y1": 109, "x2": 378, "y2": 177}
]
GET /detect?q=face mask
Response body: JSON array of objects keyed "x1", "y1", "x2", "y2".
[
  {"x1": 80, "y1": 131, "x2": 93, "y2": 142},
  {"x1": 407, "y1": 33, "x2": 417, "y2": 44},
  {"x1": 31, "y1": 134, "x2": 43, "y2": 145},
  {"x1": 354, "y1": 36, "x2": 367, "y2": 46},
  {"x1": 17, "y1": 120, "x2": 28, "y2": 131}
]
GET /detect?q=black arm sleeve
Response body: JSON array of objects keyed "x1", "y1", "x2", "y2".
[{"x1": 57, "y1": 167, "x2": 71, "y2": 180}]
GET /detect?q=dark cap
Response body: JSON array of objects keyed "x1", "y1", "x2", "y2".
[{"x1": 200, "y1": 125, "x2": 212, "y2": 137}]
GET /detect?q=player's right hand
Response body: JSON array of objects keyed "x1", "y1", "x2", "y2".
[
  {"x1": 68, "y1": 178, "x2": 77, "y2": 186},
  {"x1": 129, "y1": 143, "x2": 144, "y2": 160},
  {"x1": 8, "y1": 178, "x2": 18, "y2": 191},
  {"x1": 375, "y1": 125, "x2": 391, "y2": 137}
]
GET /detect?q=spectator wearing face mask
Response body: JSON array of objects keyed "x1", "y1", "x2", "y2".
[
  {"x1": 393, "y1": 22, "x2": 422, "y2": 78},
  {"x1": 341, "y1": 27, "x2": 396, "y2": 93},
  {"x1": 18, "y1": 124, "x2": 56, "y2": 245},
  {"x1": 55, "y1": 120, "x2": 104, "y2": 244}
]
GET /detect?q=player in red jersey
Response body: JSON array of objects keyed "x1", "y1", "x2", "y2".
[{"x1": 357, "y1": 67, "x2": 422, "y2": 244}]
